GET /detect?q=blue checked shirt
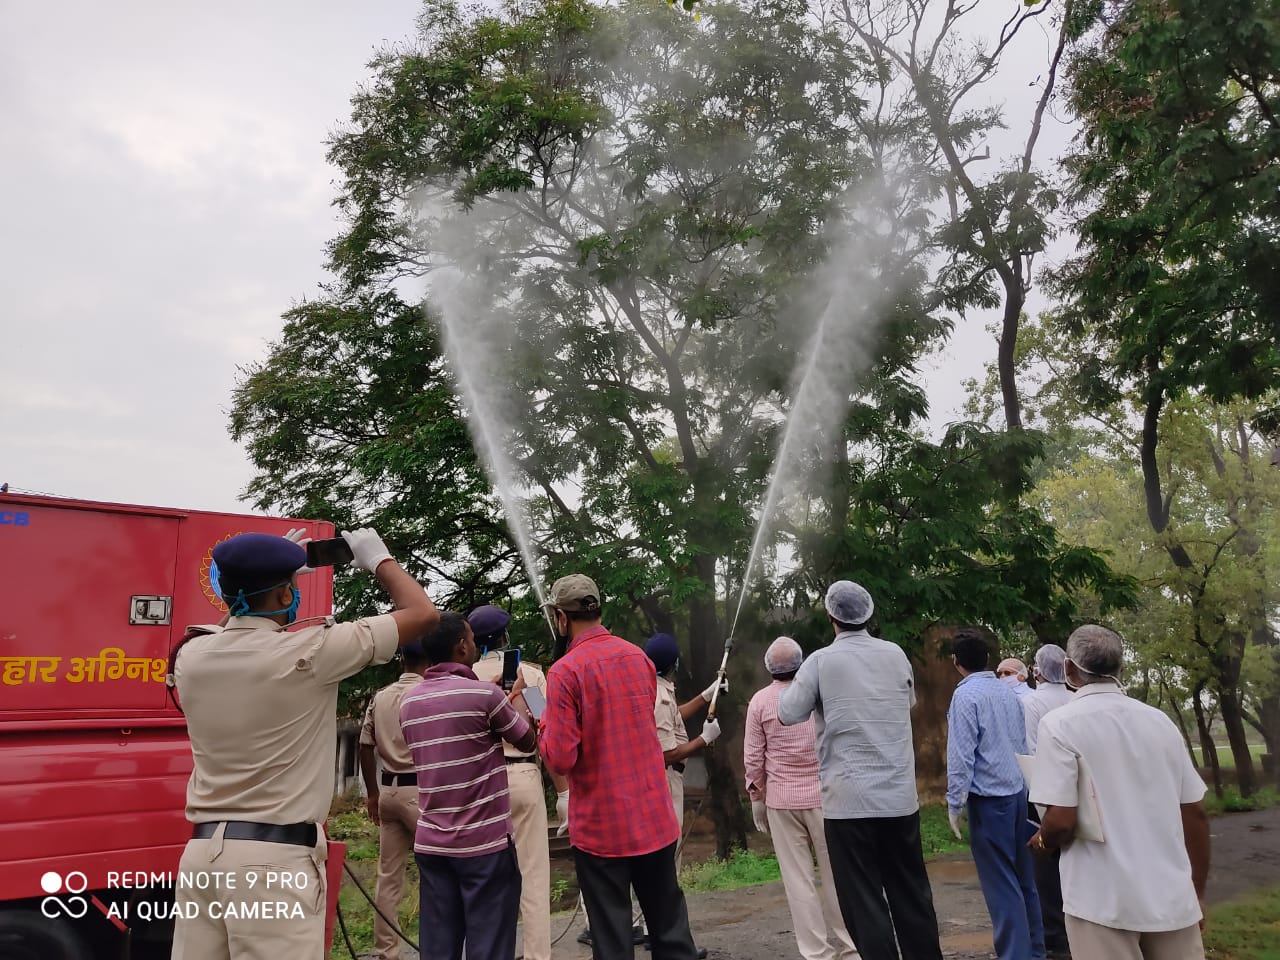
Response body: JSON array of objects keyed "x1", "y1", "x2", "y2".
[{"x1": 946, "y1": 671, "x2": 1027, "y2": 813}]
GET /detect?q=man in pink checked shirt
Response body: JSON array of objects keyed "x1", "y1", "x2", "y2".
[{"x1": 744, "y1": 637, "x2": 858, "y2": 960}]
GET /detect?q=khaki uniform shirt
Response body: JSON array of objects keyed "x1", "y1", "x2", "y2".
[
  {"x1": 471, "y1": 650, "x2": 547, "y2": 759},
  {"x1": 176, "y1": 613, "x2": 400, "y2": 825},
  {"x1": 360, "y1": 672, "x2": 422, "y2": 774},
  {"x1": 654, "y1": 674, "x2": 688, "y2": 753}
]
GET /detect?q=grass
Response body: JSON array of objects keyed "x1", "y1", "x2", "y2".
[
  {"x1": 680, "y1": 849, "x2": 781, "y2": 892},
  {"x1": 1203, "y1": 787, "x2": 1280, "y2": 815},
  {"x1": 1193, "y1": 743, "x2": 1269, "y2": 771},
  {"x1": 327, "y1": 809, "x2": 380, "y2": 862},
  {"x1": 1205, "y1": 886, "x2": 1280, "y2": 960},
  {"x1": 919, "y1": 803, "x2": 971, "y2": 858}
]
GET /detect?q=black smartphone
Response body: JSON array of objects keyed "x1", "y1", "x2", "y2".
[
  {"x1": 306, "y1": 537, "x2": 354, "y2": 568},
  {"x1": 501, "y1": 648, "x2": 521, "y2": 691}
]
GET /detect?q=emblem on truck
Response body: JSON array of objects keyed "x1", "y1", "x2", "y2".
[{"x1": 198, "y1": 534, "x2": 242, "y2": 612}]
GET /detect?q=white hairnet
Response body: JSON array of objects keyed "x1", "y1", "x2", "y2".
[
  {"x1": 764, "y1": 636, "x2": 804, "y2": 675},
  {"x1": 1034, "y1": 644, "x2": 1067, "y2": 684},
  {"x1": 825, "y1": 580, "x2": 874, "y2": 625}
]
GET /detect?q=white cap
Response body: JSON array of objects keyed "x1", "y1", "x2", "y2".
[
  {"x1": 825, "y1": 580, "x2": 874, "y2": 625},
  {"x1": 764, "y1": 637, "x2": 804, "y2": 675}
]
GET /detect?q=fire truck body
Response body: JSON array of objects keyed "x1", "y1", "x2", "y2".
[{"x1": 0, "y1": 492, "x2": 346, "y2": 958}]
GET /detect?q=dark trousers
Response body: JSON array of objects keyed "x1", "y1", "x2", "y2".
[
  {"x1": 415, "y1": 841, "x2": 522, "y2": 960},
  {"x1": 573, "y1": 842, "x2": 698, "y2": 960},
  {"x1": 1029, "y1": 806, "x2": 1068, "y2": 953},
  {"x1": 824, "y1": 813, "x2": 943, "y2": 960},
  {"x1": 968, "y1": 793, "x2": 1045, "y2": 960}
]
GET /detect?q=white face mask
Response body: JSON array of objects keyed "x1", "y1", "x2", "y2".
[{"x1": 999, "y1": 673, "x2": 1022, "y2": 688}]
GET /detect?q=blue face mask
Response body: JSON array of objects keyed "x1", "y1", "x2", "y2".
[
  {"x1": 228, "y1": 581, "x2": 300, "y2": 624},
  {"x1": 259, "y1": 587, "x2": 301, "y2": 625}
]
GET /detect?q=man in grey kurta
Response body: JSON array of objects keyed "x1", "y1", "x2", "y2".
[{"x1": 779, "y1": 581, "x2": 942, "y2": 960}]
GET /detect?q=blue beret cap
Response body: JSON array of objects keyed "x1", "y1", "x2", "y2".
[
  {"x1": 467, "y1": 604, "x2": 511, "y2": 640},
  {"x1": 212, "y1": 533, "x2": 306, "y2": 588},
  {"x1": 645, "y1": 633, "x2": 680, "y2": 674}
]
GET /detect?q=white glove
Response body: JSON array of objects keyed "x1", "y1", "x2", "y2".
[
  {"x1": 700, "y1": 717, "x2": 721, "y2": 746},
  {"x1": 556, "y1": 790, "x2": 569, "y2": 836},
  {"x1": 949, "y1": 808, "x2": 965, "y2": 840},
  {"x1": 702, "y1": 677, "x2": 728, "y2": 702},
  {"x1": 284, "y1": 527, "x2": 315, "y2": 575},
  {"x1": 751, "y1": 800, "x2": 769, "y2": 834},
  {"x1": 341, "y1": 528, "x2": 394, "y2": 573}
]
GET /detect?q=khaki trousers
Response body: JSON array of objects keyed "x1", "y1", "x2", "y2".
[
  {"x1": 509, "y1": 762, "x2": 552, "y2": 960},
  {"x1": 1065, "y1": 916, "x2": 1205, "y2": 960},
  {"x1": 768, "y1": 807, "x2": 858, "y2": 960},
  {"x1": 373, "y1": 784, "x2": 419, "y2": 960},
  {"x1": 173, "y1": 828, "x2": 327, "y2": 960},
  {"x1": 667, "y1": 767, "x2": 685, "y2": 871}
]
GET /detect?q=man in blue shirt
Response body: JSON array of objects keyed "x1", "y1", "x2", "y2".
[{"x1": 947, "y1": 630, "x2": 1045, "y2": 960}]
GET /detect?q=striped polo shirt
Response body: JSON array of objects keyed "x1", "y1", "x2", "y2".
[{"x1": 399, "y1": 661, "x2": 530, "y2": 857}]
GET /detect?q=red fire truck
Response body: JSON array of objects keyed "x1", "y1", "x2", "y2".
[{"x1": 0, "y1": 492, "x2": 347, "y2": 959}]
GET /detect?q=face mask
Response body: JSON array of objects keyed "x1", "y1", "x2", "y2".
[
  {"x1": 257, "y1": 587, "x2": 301, "y2": 625},
  {"x1": 1065, "y1": 658, "x2": 1121, "y2": 689},
  {"x1": 1000, "y1": 674, "x2": 1021, "y2": 688},
  {"x1": 227, "y1": 580, "x2": 298, "y2": 622}
]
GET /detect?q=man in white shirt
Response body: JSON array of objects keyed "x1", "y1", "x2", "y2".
[
  {"x1": 1022, "y1": 645, "x2": 1073, "y2": 754},
  {"x1": 1030, "y1": 625, "x2": 1210, "y2": 960},
  {"x1": 1020, "y1": 644, "x2": 1073, "y2": 957}
]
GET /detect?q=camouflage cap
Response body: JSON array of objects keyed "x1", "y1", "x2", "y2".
[{"x1": 543, "y1": 574, "x2": 602, "y2": 614}]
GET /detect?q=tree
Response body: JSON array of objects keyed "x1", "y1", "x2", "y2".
[
  {"x1": 232, "y1": 0, "x2": 1135, "y2": 847},
  {"x1": 830, "y1": 0, "x2": 1085, "y2": 433},
  {"x1": 1056, "y1": 0, "x2": 1280, "y2": 790},
  {"x1": 1034, "y1": 398, "x2": 1280, "y2": 795},
  {"x1": 238, "y1": 0, "x2": 915, "y2": 856}
]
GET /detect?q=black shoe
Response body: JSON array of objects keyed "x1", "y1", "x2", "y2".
[
  {"x1": 632, "y1": 925, "x2": 646, "y2": 945},
  {"x1": 577, "y1": 929, "x2": 593, "y2": 946},
  {"x1": 696, "y1": 948, "x2": 708, "y2": 959}
]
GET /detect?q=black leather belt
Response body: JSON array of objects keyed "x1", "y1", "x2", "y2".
[
  {"x1": 667, "y1": 762, "x2": 686, "y2": 774},
  {"x1": 381, "y1": 771, "x2": 417, "y2": 786},
  {"x1": 191, "y1": 821, "x2": 317, "y2": 847},
  {"x1": 506, "y1": 755, "x2": 538, "y2": 764}
]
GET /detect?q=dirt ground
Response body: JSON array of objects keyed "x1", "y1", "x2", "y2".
[{"x1": 381, "y1": 808, "x2": 1279, "y2": 960}]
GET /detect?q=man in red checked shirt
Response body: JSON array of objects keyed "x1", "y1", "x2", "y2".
[{"x1": 539, "y1": 574, "x2": 700, "y2": 960}]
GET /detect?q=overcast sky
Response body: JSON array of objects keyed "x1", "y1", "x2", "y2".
[{"x1": 0, "y1": 0, "x2": 1076, "y2": 516}]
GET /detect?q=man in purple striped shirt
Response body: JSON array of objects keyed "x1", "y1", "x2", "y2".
[{"x1": 400, "y1": 611, "x2": 537, "y2": 960}]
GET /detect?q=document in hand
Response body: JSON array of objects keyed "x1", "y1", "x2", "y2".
[{"x1": 1018, "y1": 753, "x2": 1105, "y2": 843}]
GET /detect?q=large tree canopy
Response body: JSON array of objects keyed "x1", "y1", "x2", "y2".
[{"x1": 232, "y1": 0, "x2": 1132, "y2": 849}]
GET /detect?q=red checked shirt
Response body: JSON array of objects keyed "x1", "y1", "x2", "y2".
[{"x1": 539, "y1": 624, "x2": 679, "y2": 857}]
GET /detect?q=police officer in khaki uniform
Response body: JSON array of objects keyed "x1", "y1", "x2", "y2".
[
  {"x1": 467, "y1": 605, "x2": 567, "y2": 960},
  {"x1": 644, "y1": 633, "x2": 722, "y2": 868},
  {"x1": 173, "y1": 527, "x2": 437, "y2": 960},
  {"x1": 358, "y1": 641, "x2": 430, "y2": 960}
]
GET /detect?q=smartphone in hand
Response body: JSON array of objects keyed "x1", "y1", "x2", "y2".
[
  {"x1": 521, "y1": 685, "x2": 546, "y2": 721},
  {"x1": 306, "y1": 537, "x2": 355, "y2": 567},
  {"x1": 501, "y1": 648, "x2": 521, "y2": 691}
]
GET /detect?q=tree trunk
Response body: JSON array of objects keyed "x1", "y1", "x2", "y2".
[
  {"x1": 1162, "y1": 679, "x2": 1197, "y2": 767},
  {"x1": 1218, "y1": 686, "x2": 1257, "y2": 797},
  {"x1": 687, "y1": 552, "x2": 749, "y2": 859},
  {"x1": 1193, "y1": 684, "x2": 1223, "y2": 798},
  {"x1": 1258, "y1": 692, "x2": 1280, "y2": 788},
  {"x1": 998, "y1": 272, "x2": 1025, "y2": 431}
]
